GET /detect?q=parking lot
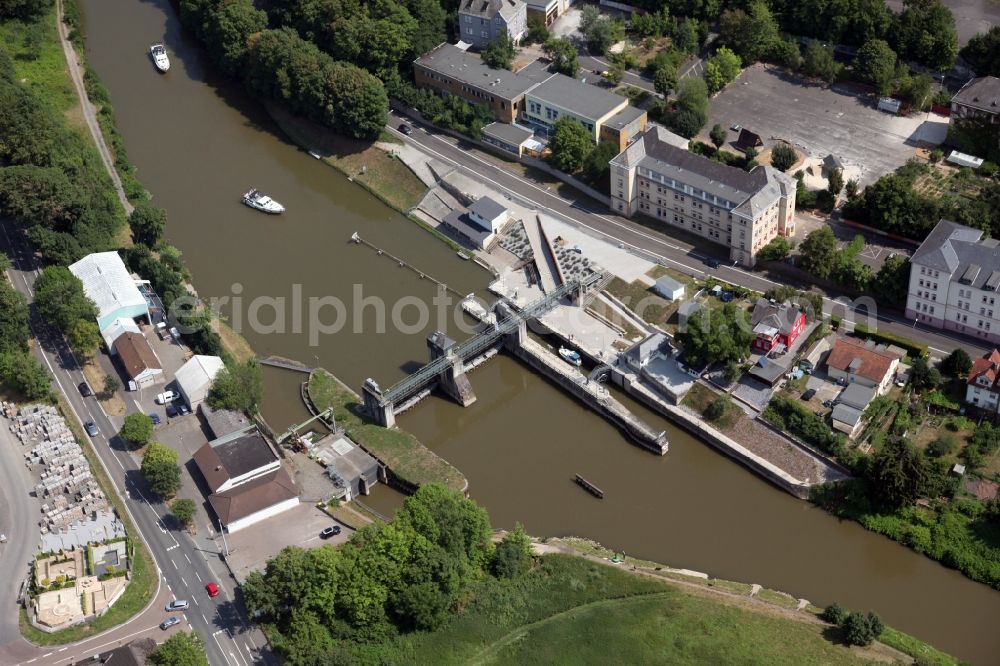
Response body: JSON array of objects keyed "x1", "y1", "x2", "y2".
[{"x1": 705, "y1": 65, "x2": 949, "y2": 186}]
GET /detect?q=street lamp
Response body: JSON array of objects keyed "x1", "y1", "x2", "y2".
[{"x1": 217, "y1": 516, "x2": 230, "y2": 558}]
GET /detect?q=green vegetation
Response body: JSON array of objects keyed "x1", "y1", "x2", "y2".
[
  {"x1": 667, "y1": 76, "x2": 709, "y2": 138},
  {"x1": 542, "y1": 37, "x2": 578, "y2": 77},
  {"x1": 770, "y1": 143, "x2": 797, "y2": 172},
  {"x1": 207, "y1": 358, "x2": 264, "y2": 413},
  {"x1": 704, "y1": 46, "x2": 742, "y2": 93},
  {"x1": 481, "y1": 34, "x2": 516, "y2": 70},
  {"x1": 307, "y1": 369, "x2": 466, "y2": 492},
  {"x1": 169, "y1": 498, "x2": 196, "y2": 528},
  {"x1": 127, "y1": 204, "x2": 166, "y2": 248},
  {"x1": 119, "y1": 412, "x2": 153, "y2": 447},
  {"x1": 852, "y1": 323, "x2": 927, "y2": 359},
  {"x1": 763, "y1": 395, "x2": 846, "y2": 456},
  {"x1": 140, "y1": 442, "x2": 181, "y2": 498},
  {"x1": 148, "y1": 631, "x2": 209, "y2": 666},
  {"x1": 548, "y1": 117, "x2": 592, "y2": 173},
  {"x1": 961, "y1": 25, "x2": 1000, "y2": 78},
  {"x1": 675, "y1": 302, "x2": 753, "y2": 367}
]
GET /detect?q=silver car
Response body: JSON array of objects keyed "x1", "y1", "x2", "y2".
[
  {"x1": 165, "y1": 599, "x2": 190, "y2": 611},
  {"x1": 160, "y1": 616, "x2": 181, "y2": 630}
]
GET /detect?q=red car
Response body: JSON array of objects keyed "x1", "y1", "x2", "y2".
[{"x1": 205, "y1": 582, "x2": 219, "y2": 598}]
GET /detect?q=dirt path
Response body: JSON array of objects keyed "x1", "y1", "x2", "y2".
[{"x1": 55, "y1": 0, "x2": 133, "y2": 216}]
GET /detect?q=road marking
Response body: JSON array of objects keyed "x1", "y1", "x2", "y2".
[
  {"x1": 212, "y1": 632, "x2": 237, "y2": 666},
  {"x1": 193, "y1": 596, "x2": 199, "y2": 606},
  {"x1": 171, "y1": 559, "x2": 178, "y2": 569},
  {"x1": 133, "y1": 399, "x2": 143, "y2": 411},
  {"x1": 180, "y1": 576, "x2": 187, "y2": 586},
  {"x1": 184, "y1": 552, "x2": 191, "y2": 563},
  {"x1": 195, "y1": 570, "x2": 203, "y2": 582},
  {"x1": 58, "y1": 647, "x2": 68, "y2": 652}
]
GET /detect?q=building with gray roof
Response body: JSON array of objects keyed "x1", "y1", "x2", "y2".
[
  {"x1": 906, "y1": 219, "x2": 1000, "y2": 343},
  {"x1": 458, "y1": 0, "x2": 527, "y2": 49},
  {"x1": 949, "y1": 77, "x2": 1000, "y2": 158},
  {"x1": 609, "y1": 126, "x2": 797, "y2": 266}
]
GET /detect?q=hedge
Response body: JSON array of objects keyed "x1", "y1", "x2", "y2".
[{"x1": 852, "y1": 324, "x2": 927, "y2": 359}]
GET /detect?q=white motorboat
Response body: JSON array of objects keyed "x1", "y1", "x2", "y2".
[
  {"x1": 150, "y1": 43, "x2": 170, "y2": 72},
  {"x1": 242, "y1": 188, "x2": 286, "y2": 214},
  {"x1": 559, "y1": 346, "x2": 582, "y2": 366}
]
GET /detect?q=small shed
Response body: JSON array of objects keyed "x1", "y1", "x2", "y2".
[
  {"x1": 822, "y1": 154, "x2": 844, "y2": 175},
  {"x1": 653, "y1": 275, "x2": 685, "y2": 301},
  {"x1": 736, "y1": 128, "x2": 763, "y2": 152},
  {"x1": 175, "y1": 355, "x2": 225, "y2": 409},
  {"x1": 877, "y1": 97, "x2": 902, "y2": 114}
]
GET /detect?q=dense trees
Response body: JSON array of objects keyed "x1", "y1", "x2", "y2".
[
  {"x1": 890, "y1": 0, "x2": 957, "y2": 70},
  {"x1": 961, "y1": 26, "x2": 1000, "y2": 77},
  {"x1": 770, "y1": 143, "x2": 797, "y2": 172},
  {"x1": 842, "y1": 164, "x2": 940, "y2": 240},
  {"x1": 148, "y1": 632, "x2": 209, "y2": 666},
  {"x1": 120, "y1": 413, "x2": 154, "y2": 447},
  {"x1": 0, "y1": 0, "x2": 51, "y2": 19},
  {"x1": 33, "y1": 266, "x2": 97, "y2": 332},
  {"x1": 676, "y1": 302, "x2": 753, "y2": 367},
  {"x1": 543, "y1": 37, "x2": 578, "y2": 77},
  {"x1": 941, "y1": 349, "x2": 972, "y2": 378},
  {"x1": 802, "y1": 41, "x2": 841, "y2": 83},
  {"x1": 583, "y1": 140, "x2": 620, "y2": 181},
  {"x1": 854, "y1": 39, "x2": 897, "y2": 95},
  {"x1": 128, "y1": 204, "x2": 167, "y2": 248},
  {"x1": 870, "y1": 438, "x2": 931, "y2": 509},
  {"x1": 549, "y1": 118, "x2": 593, "y2": 173},
  {"x1": 140, "y1": 442, "x2": 181, "y2": 498},
  {"x1": 704, "y1": 47, "x2": 741, "y2": 93},
  {"x1": 207, "y1": 358, "x2": 264, "y2": 413},
  {"x1": 491, "y1": 522, "x2": 532, "y2": 578},
  {"x1": 774, "y1": 0, "x2": 890, "y2": 47},
  {"x1": 870, "y1": 254, "x2": 910, "y2": 304},
  {"x1": 843, "y1": 611, "x2": 885, "y2": 647},
  {"x1": 669, "y1": 77, "x2": 709, "y2": 138},
  {"x1": 482, "y1": 34, "x2": 516, "y2": 70},
  {"x1": 0, "y1": 350, "x2": 50, "y2": 400},
  {"x1": 718, "y1": 0, "x2": 779, "y2": 63},
  {"x1": 0, "y1": 254, "x2": 28, "y2": 356}
]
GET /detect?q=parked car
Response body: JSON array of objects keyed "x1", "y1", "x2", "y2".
[
  {"x1": 84, "y1": 421, "x2": 99, "y2": 437},
  {"x1": 78, "y1": 382, "x2": 93, "y2": 397},
  {"x1": 149, "y1": 413, "x2": 161, "y2": 425},
  {"x1": 205, "y1": 582, "x2": 219, "y2": 598},
  {"x1": 165, "y1": 599, "x2": 189, "y2": 611},
  {"x1": 399, "y1": 123, "x2": 413, "y2": 136},
  {"x1": 166, "y1": 404, "x2": 177, "y2": 418},
  {"x1": 822, "y1": 400, "x2": 833, "y2": 408},
  {"x1": 320, "y1": 525, "x2": 342, "y2": 539},
  {"x1": 704, "y1": 257, "x2": 721, "y2": 269},
  {"x1": 720, "y1": 291, "x2": 735, "y2": 303},
  {"x1": 801, "y1": 388, "x2": 817, "y2": 401},
  {"x1": 177, "y1": 404, "x2": 190, "y2": 416},
  {"x1": 160, "y1": 616, "x2": 181, "y2": 630},
  {"x1": 155, "y1": 390, "x2": 178, "y2": 405}
]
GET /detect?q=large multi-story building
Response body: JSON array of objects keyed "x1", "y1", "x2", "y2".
[
  {"x1": 458, "y1": 0, "x2": 527, "y2": 49},
  {"x1": 906, "y1": 219, "x2": 1000, "y2": 343},
  {"x1": 609, "y1": 126, "x2": 797, "y2": 266},
  {"x1": 950, "y1": 77, "x2": 1000, "y2": 159}
]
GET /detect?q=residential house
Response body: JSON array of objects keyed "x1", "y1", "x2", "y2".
[
  {"x1": 825, "y1": 336, "x2": 901, "y2": 394},
  {"x1": 750, "y1": 299, "x2": 806, "y2": 352},
  {"x1": 443, "y1": 196, "x2": 511, "y2": 249},
  {"x1": 831, "y1": 383, "x2": 878, "y2": 438},
  {"x1": 69, "y1": 252, "x2": 150, "y2": 332},
  {"x1": 950, "y1": 76, "x2": 1000, "y2": 157},
  {"x1": 112, "y1": 332, "x2": 162, "y2": 388},
  {"x1": 526, "y1": 0, "x2": 569, "y2": 25},
  {"x1": 610, "y1": 126, "x2": 797, "y2": 267},
  {"x1": 966, "y1": 348, "x2": 1000, "y2": 412},
  {"x1": 458, "y1": 0, "x2": 527, "y2": 50},
  {"x1": 174, "y1": 355, "x2": 225, "y2": 409},
  {"x1": 905, "y1": 219, "x2": 1000, "y2": 343},
  {"x1": 653, "y1": 275, "x2": 685, "y2": 301},
  {"x1": 193, "y1": 424, "x2": 298, "y2": 533}
]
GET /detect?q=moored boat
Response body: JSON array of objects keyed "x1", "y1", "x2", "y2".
[
  {"x1": 242, "y1": 188, "x2": 286, "y2": 214},
  {"x1": 150, "y1": 43, "x2": 170, "y2": 72},
  {"x1": 559, "y1": 346, "x2": 582, "y2": 366}
]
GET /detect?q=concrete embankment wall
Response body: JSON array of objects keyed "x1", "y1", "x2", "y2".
[
  {"x1": 510, "y1": 339, "x2": 667, "y2": 455},
  {"x1": 614, "y1": 373, "x2": 813, "y2": 499}
]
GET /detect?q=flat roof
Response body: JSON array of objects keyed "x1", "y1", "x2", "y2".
[
  {"x1": 469, "y1": 196, "x2": 507, "y2": 221},
  {"x1": 604, "y1": 105, "x2": 646, "y2": 131},
  {"x1": 199, "y1": 404, "x2": 252, "y2": 439},
  {"x1": 415, "y1": 43, "x2": 548, "y2": 101},
  {"x1": 655, "y1": 275, "x2": 684, "y2": 292},
  {"x1": 69, "y1": 252, "x2": 148, "y2": 321},
  {"x1": 527, "y1": 73, "x2": 627, "y2": 122},
  {"x1": 482, "y1": 121, "x2": 534, "y2": 146}
]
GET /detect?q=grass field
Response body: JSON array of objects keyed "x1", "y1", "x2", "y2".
[
  {"x1": 371, "y1": 554, "x2": 934, "y2": 666},
  {"x1": 307, "y1": 368, "x2": 467, "y2": 492},
  {"x1": 0, "y1": 6, "x2": 76, "y2": 113}
]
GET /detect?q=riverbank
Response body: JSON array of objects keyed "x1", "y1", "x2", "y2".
[{"x1": 306, "y1": 368, "x2": 468, "y2": 494}]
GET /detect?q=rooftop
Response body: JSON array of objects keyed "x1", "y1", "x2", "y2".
[
  {"x1": 459, "y1": 0, "x2": 524, "y2": 20},
  {"x1": 112, "y1": 332, "x2": 161, "y2": 378},
  {"x1": 603, "y1": 104, "x2": 647, "y2": 131},
  {"x1": 482, "y1": 121, "x2": 534, "y2": 146},
  {"x1": 910, "y1": 219, "x2": 1000, "y2": 288},
  {"x1": 469, "y1": 196, "x2": 508, "y2": 221},
  {"x1": 175, "y1": 355, "x2": 224, "y2": 398},
  {"x1": 208, "y1": 467, "x2": 297, "y2": 525},
  {"x1": 826, "y1": 336, "x2": 901, "y2": 384},
  {"x1": 832, "y1": 403, "x2": 864, "y2": 427},
  {"x1": 527, "y1": 73, "x2": 628, "y2": 122},
  {"x1": 199, "y1": 404, "x2": 251, "y2": 439},
  {"x1": 655, "y1": 275, "x2": 684, "y2": 292},
  {"x1": 193, "y1": 425, "x2": 279, "y2": 493},
  {"x1": 751, "y1": 299, "x2": 802, "y2": 337},
  {"x1": 415, "y1": 43, "x2": 549, "y2": 101},
  {"x1": 68, "y1": 252, "x2": 147, "y2": 321},
  {"x1": 952, "y1": 76, "x2": 1000, "y2": 114},
  {"x1": 839, "y1": 382, "x2": 877, "y2": 410}
]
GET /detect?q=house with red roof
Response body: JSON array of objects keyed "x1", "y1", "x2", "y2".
[
  {"x1": 966, "y1": 349, "x2": 1000, "y2": 412},
  {"x1": 825, "y1": 336, "x2": 902, "y2": 395},
  {"x1": 750, "y1": 299, "x2": 806, "y2": 352}
]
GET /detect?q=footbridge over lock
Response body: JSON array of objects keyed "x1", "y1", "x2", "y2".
[{"x1": 362, "y1": 272, "x2": 607, "y2": 427}]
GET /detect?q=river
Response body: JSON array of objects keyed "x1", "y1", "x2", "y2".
[{"x1": 78, "y1": 1, "x2": 1000, "y2": 662}]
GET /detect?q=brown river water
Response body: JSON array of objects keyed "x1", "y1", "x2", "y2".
[{"x1": 78, "y1": 1, "x2": 1000, "y2": 661}]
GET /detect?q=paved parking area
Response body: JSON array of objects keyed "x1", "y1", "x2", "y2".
[
  {"x1": 705, "y1": 65, "x2": 949, "y2": 186},
  {"x1": 222, "y1": 504, "x2": 352, "y2": 582},
  {"x1": 886, "y1": 0, "x2": 999, "y2": 46}
]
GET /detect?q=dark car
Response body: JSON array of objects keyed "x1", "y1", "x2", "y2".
[
  {"x1": 320, "y1": 525, "x2": 342, "y2": 539},
  {"x1": 801, "y1": 388, "x2": 817, "y2": 401},
  {"x1": 149, "y1": 413, "x2": 161, "y2": 426},
  {"x1": 84, "y1": 421, "x2": 99, "y2": 437},
  {"x1": 720, "y1": 291, "x2": 735, "y2": 303},
  {"x1": 705, "y1": 257, "x2": 721, "y2": 269},
  {"x1": 78, "y1": 382, "x2": 93, "y2": 397},
  {"x1": 165, "y1": 404, "x2": 178, "y2": 418},
  {"x1": 399, "y1": 123, "x2": 413, "y2": 136},
  {"x1": 177, "y1": 404, "x2": 190, "y2": 416}
]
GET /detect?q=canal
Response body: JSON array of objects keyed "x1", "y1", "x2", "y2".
[{"x1": 79, "y1": 1, "x2": 1000, "y2": 662}]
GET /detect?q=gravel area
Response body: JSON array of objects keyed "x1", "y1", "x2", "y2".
[{"x1": 726, "y1": 411, "x2": 845, "y2": 484}]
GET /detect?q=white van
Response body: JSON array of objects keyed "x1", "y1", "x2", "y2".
[{"x1": 155, "y1": 390, "x2": 178, "y2": 405}]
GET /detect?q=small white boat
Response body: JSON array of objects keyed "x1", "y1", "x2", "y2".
[
  {"x1": 559, "y1": 346, "x2": 582, "y2": 366},
  {"x1": 150, "y1": 43, "x2": 170, "y2": 72},
  {"x1": 242, "y1": 188, "x2": 285, "y2": 214}
]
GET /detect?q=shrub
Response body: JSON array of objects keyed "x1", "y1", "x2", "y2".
[
  {"x1": 842, "y1": 611, "x2": 883, "y2": 646},
  {"x1": 770, "y1": 143, "x2": 797, "y2": 171},
  {"x1": 927, "y1": 434, "x2": 956, "y2": 457},
  {"x1": 821, "y1": 601, "x2": 848, "y2": 624},
  {"x1": 852, "y1": 324, "x2": 927, "y2": 359}
]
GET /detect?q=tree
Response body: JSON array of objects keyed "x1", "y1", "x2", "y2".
[
  {"x1": 491, "y1": 522, "x2": 532, "y2": 578},
  {"x1": 103, "y1": 374, "x2": 119, "y2": 396},
  {"x1": 128, "y1": 204, "x2": 167, "y2": 248},
  {"x1": 605, "y1": 63, "x2": 624, "y2": 85},
  {"x1": 670, "y1": 77, "x2": 709, "y2": 138},
  {"x1": 802, "y1": 41, "x2": 841, "y2": 83},
  {"x1": 757, "y1": 236, "x2": 792, "y2": 262},
  {"x1": 709, "y1": 124, "x2": 727, "y2": 148},
  {"x1": 585, "y1": 18, "x2": 624, "y2": 56},
  {"x1": 827, "y1": 168, "x2": 844, "y2": 196},
  {"x1": 653, "y1": 63, "x2": 677, "y2": 96},
  {"x1": 201, "y1": 0, "x2": 268, "y2": 77},
  {"x1": 141, "y1": 442, "x2": 181, "y2": 498},
  {"x1": 706, "y1": 394, "x2": 734, "y2": 420},
  {"x1": 821, "y1": 601, "x2": 849, "y2": 625},
  {"x1": 481, "y1": 34, "x2": 516, "y2": 70},
  {"x1": 869, "y1": 438, "x2": 930, "y2": 509},
  {"x1": 854, "y1": 39, "x2": 897, "y2": 95},
  {"x1": 121, "y1": 412, "x2": 154, "y2": 446},
  {"x1": 707, "y1": 46, "x2": 741, "y2": 92},
  {"x1": 406, "y1": 0, "x2": 447, "y2": 56},
  {"x1": 170, "y1": 498, "x2": 197, "y2": 528},
  {"x1": 526, "y1": 15, "x2": 550, "y2": 45},
  {"x1": 67, "y1": 319, "x2": 101, "y2": 358},
  {"x1": 797, "y1": 227, "x2": 838, "y2": 279},
  {"x1": 673, "y1": 19, "x2": 700, "y2": 54},
  {"x1": 770, "y1": 143, "x2": 797, "y2": 172},
  {"x1": 890, "y1": 0, "x2": 957, "y2": 71},
  {"x1": 871, "y1": 254, "x2": 910, "y2": 303},
  {"x1": 582, "y1": 140, "x2": 619, "y2": 181},
  {"x1": 0, "y1": 84, "x2": 57, "y2": 166},
  {"x1": 0, "y1": 267, "x2": 29, "y2": 355},
  {"x1": 771, "y1": 38, "x2": 802, "y2": 70},
  {"x1": 941, "y1": 349, "x2": 972, "y2": 378},
  {"x1": 0, "y1": 0, "x2": 51, "y2": 20},
  {"x1": 148, "y1": 631, "x2": 209, "y2": 666},
  {"x1": 718, "y1": 0, "x2": 778, "y2": 62},
  {"x1": 927, "y1": 433, "x2": 956, "y2": 457},
  {"x1": 676, "y1": 302, "x2": 754, "y2": 367},
  {"x1": 32, "y1": 266, "x2": 97, "y2": 332},
  {"x1": 842, "y1": 611, "x2": 884, "y2": 646},
  {"x1": 208, "y1": 358, "x2": 264, "y2": 413},
  {"x1": 845, "y1": 179, "x2": 859, "y2": 200},
  {"x1": 0, "y1": 351, "x2": 51, "y2": 400},
  {"x1": 548, "y1": 117, "x2": 593, "y2": 173},
  {"x1": 960, "y1": 26, "x2": 1000, "y2": 77},
  {"x1": 543, "y1": 37, "x2": 578, "y2": 77},
  {"x1": 898, "y1": 73, "x2": 934, "y2": 111}
]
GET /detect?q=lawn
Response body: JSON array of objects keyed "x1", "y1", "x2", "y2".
[
  {"x1": 307, "y1": 368, "x2": 467, "y2": 492},
  {"x1": 266, "y1": 102, "x2": 428, "y2": 213},
  {"x1": 374, "y1": 554, "x2": 930, "y2": 666},
  {"x1": 605, "y1": 277, "x2": 676, "y2": 328},
  {"x1": 0, "y1": 6, "x2": 77, "y2": 114}
]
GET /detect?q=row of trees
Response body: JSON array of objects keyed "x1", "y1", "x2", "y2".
[
  {"x1": 243, "y1": 485, "x2": 533, "y2": 663},
  {"x1": 548, "y1": 117, "x2": 618, "y2": 181}
]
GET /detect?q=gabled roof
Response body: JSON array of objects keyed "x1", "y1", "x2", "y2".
[
  {"x1": 736, "y1": 128, "x2": 763, "y2": 149},
  {"x1": 968, "y1": 349, "x2": 1000, "y2": 390},
  {"x1": 112, "y1": 332, "x2": 161, "y2": 379},
  {"x1": 208, "y1": 467, "x2": 297, "y2": 525},
  {"x1": 459, "y1": 0, "x2": 524, "y2": 21},
  {"x1": 193, "y1": 425, "x2": 278, "y2": 493},
  {"x1": 750, "y1": 299, "x2": 802, "y2": 337},
  {"x1": 952, "y1": 76, "x2": 1000, "y2": 114},
  {"x1": 826, "y1": 336, "x2": 900, "y2": 384},
  {"x1": 909, "y1": 219, "x2": 996, "y2": 278},
  {"x1": 839, "y1": 383, "x2": 877, "y2": 410},
  {"x1": 68, "y1": 252, "x2": 147, "y2": 321}
]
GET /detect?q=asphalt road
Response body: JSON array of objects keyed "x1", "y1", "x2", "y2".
[
  {"x1": 388, "y1": 110, "x2": 992, "y2": 360},
  {"x1": 0, "y1": 425, "x2": 40, "y2": 646},
  {"x1": 0, "y1": 220, "x2": 270, "y2": 666}
]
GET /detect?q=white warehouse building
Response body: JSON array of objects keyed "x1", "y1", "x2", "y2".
[{"x1": 69, "y1": 252, "x2": 150, "y2": 333}]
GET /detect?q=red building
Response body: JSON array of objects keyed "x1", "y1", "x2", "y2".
[{"x1": 750, "y1": 299, "x2": 806, "y2": 352}]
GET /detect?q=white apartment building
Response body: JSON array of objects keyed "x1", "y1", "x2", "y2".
[
  {"x1": 609, "y1": 126, "x2": 797, "y2": 266},
  {"x1": 906, "y1": 219, "x2": 1000, "y2": 343}
]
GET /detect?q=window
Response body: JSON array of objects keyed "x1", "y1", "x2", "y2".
[{"x1": 465, "y1": 15, "x2": 471, "y2": 22}]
